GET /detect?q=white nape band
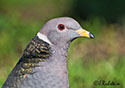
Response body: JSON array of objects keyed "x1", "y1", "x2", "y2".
[{"x1": 37, "y1": 32, "x2": 52, "y2": 45}]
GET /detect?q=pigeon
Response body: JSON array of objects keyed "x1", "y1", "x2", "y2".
[{"x1": 2, "y1": 17, "x2": 94, "y2": 88}]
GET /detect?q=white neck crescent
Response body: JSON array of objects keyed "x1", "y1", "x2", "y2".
[{"x1": 37, "y1": 32, "x2": 52, "y2": 45}]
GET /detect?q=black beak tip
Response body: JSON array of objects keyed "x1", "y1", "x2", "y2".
[{"x1": 89, "y1": 32, "x2": 95, "y2": 39}]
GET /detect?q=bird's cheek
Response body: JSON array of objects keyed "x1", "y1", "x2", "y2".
[
  {"x1": 67, "y1": 31, "x2": 80, "y2": 40},
  {"x1": 48, "y1": 31, "x2": 63, "y2": 45}
]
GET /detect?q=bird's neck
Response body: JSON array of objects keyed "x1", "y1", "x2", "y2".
[
  {"x1": 47, "y1": 42, "x2": 71, "y2": 87},
  {"x1": 24, "y1": 42, "x2": 70, "y2": 88},
  {"x1": 37, "y1": 42, "x2": 70, "y2": 88},
  {"x1": 51, "y1": 41, "x2": 70, "y2": 60}
]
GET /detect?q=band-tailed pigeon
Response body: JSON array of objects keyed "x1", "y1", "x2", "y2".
[{"x1": 2, "y1": 17, "x2": 94, "y2": 88}]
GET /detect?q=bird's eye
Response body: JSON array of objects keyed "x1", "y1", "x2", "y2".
[{"x1": 58, "y1": 24, "x2": 65, "y2": 31}]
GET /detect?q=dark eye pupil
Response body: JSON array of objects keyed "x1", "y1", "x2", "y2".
[
  {"x1": 58, "y1": 24, "x2": 65, "y2": 31},
  {"x1": 60, "y1": 25, "x2": 64, "y2": 29}
]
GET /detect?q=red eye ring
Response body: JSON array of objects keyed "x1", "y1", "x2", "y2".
[{"x1": 58, "y1": 24, "x2": 65, "y2": 31}]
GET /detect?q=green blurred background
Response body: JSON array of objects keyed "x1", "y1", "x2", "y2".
[{"x1": 0, "y1": 0, "x2": 125, "y2": 88}]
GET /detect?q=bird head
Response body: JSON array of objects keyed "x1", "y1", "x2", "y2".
[{"x1": 37, "y1": 17, "x2": 94, "y2": 45}]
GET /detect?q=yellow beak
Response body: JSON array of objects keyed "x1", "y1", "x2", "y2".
[{"x1": 75, "y1": 29, "x2": 94, "y2": 38}]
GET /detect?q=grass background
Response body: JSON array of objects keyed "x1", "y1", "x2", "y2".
[{"x1": 0, "y1": 0, "x2": 125, "y2": 88}]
